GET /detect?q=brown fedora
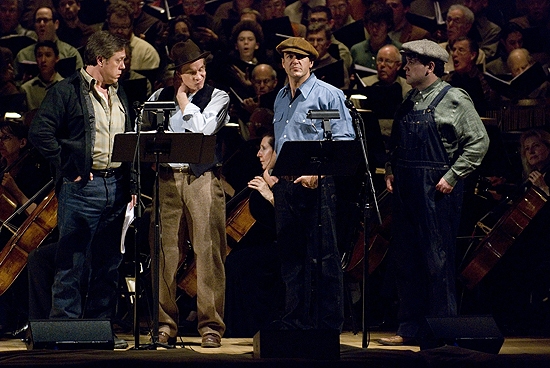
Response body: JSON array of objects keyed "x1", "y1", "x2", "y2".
[{"x1": 170, "y1": 40, "x2": 211, "y2": 70}]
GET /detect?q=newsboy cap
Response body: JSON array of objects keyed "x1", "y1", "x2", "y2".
[
  {"x1": 170, "y1": 39, "x2": 210, "y2": 70},
  {"x1": 276, "y1": 37, "x2": 319, "y2": 61},
  {"x1": 401, "y1": 39, "x2": 449, "y2": 63}
]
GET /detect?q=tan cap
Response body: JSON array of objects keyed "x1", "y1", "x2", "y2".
[
  {"x1": 401, "y1": 39, "x2": 449, "y2": 63},
  {"x1": 276, "y1": 37, "x2": 319, "y2": 61}
]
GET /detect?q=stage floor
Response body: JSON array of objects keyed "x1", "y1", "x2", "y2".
[{"x1": 1, "y1": 331, "x2": 550, "y2": 367}]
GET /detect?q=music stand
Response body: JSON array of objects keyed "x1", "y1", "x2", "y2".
[
  {"x1": 272, "y1": 140, "x2": 361, "y2": 330},
  {"x1": 112, "y1": 131, "x2": 215, "y2": 349}
]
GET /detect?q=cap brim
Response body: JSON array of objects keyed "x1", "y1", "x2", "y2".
[{"x1": 279, "y1": 47, "x2": 315, "y2": 59}]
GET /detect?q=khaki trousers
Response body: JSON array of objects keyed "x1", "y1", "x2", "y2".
[{"x1": 151, "y1": 168, "x2": 226, "y2": 338}]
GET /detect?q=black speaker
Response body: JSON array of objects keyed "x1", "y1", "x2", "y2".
[
  {"x1": 419, "y1": 315, "x2": 504, "y2": 354},
  {"x1": 26, "y1": 319, "x2": 114, "y2": 350},
  {"x1": 253, "y1": 329, "x2": 340, "y2": 360}
]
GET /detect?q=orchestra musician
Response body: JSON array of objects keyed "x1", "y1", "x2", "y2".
[
  {"x1": 224, "y1": 131, "x2": 284, "y2": 337},
  {"x1": 477, "y1": 129, "x2": 550, "y2": 335},
  {"x1": 0, "y1": 119, "x2": 51, "y2": 336},
  {"x1": 0, "y1": 120, "x2": 51, "y2": 217}
]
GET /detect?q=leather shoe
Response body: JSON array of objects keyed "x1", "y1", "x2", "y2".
[
  {"x1": 201, "y1": 333, "x2": 221, "y2": 348},
  {"x1": 113, "y1": 335, "x2": 128, "y2": 349},
  {"x1": 378, "y1": 335, "x2": 414, "y2": 346},
  {"x1": 158, "y1": 331, "x2": 176, "y2": 346}
]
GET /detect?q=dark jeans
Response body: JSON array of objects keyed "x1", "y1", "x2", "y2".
[
  {"x1": 50, "y1": 174, "x2": 127, "y2": 319},
  {"x1": 273, "y1": 177, "x2": 344, "y2": 331}
]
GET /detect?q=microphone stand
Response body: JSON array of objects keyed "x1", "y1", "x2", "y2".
[
  {"x1": 345, "y1": 100, "x2": 381, "y2": 348},
  {"x1": 131, "y1": 102, "x2": 143, "y2": 349}
]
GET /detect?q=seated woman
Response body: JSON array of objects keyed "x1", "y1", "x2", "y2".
[
  {"x1": 476, "y1": 129, "x2": 550, "y2": 336},
  {"x1": 224, "y1": 131, "x2": 284, "y2": 337},
  {"x1": 0, "y1": 119, "x2": 51, "y2": 218},
  {"x1": 0, "y1": 119, "x2": 51, "y2": 335}
]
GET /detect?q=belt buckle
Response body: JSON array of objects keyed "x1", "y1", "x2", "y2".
[{"x1": 176, "y1": 165, "x2": 190, "y2": 174}]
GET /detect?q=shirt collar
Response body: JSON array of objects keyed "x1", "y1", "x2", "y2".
[
  {"x1": 80, "y1": 68, "x2": 119, "y2": 93},
  {"x1": 282, "y1": 73, "x2": 317, "y2": 100},
  {"x1": 411, "y1": 78, "x2": 443, "y2": 100}
]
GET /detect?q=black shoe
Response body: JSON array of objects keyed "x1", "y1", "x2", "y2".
[{"x1": 114, "y1": 335, "x2": 129, "y2": 349}]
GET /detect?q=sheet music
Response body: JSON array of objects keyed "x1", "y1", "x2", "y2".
[
  {"x1": 120, "y1": 202, "x2": 135, "y2": 254},
  {"x1": 434, "y1": 1, "x2": 445, "y2": 25}
]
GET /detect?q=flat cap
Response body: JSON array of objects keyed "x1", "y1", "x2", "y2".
[
  {"x1": 401, "y1": 39, "x2": 449, "y2": 63},
  {"x1": 276, "y1": 37, "x2": 319, "y2": 61}
]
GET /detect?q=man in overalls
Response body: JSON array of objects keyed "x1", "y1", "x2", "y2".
[{"x1": 380, "y1": 39, "x2": 489, "y2": 346}]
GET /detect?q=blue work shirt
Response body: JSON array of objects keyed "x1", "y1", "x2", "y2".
[{"x1": 273, "y1": 73, "x2": 356, "y2": 155}]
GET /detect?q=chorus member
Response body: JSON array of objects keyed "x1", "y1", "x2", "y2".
[
  {"x1": 28, "y1": 31, "x2": 133, "y2": 321},
  {"x1": 271, "y1": 37, "x2": 355, "y2": 331},
  {"x1": 14, "y1": 6, "x2": 83, "y2": 81},
  {"x1": 145, "y1": 39, "x2": 229, "y2": 348},
  {"x1": 381, "y1": 39, "x2": 489, "y2": 346},
  {"x1": 21, "y1": 40, "x2": 64, "y2": 110}
]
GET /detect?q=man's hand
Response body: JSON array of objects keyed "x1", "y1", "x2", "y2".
[
  {"x1": 242, "y1": 97, "x2": 259, "y2": 113},
  {"x1": 385, "y1": 174, "x2": 394, "y2": 193},
  {"x1": 294, "y1": 175, "x2": 318, "y2": 189},
  {"x1": 435, "y1": 177, "x2": 454, "y2": 193},
  {"x1": 174, "y1": 71, "x2": 190, "y2": 111}
]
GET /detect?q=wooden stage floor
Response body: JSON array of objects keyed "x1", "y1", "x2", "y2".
[{"x1": 1, "y1": 331, "x2": 550, "y2": 367}]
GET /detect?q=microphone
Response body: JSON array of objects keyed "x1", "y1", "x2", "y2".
[
  {"x1": 133, "y1": 101, "x2": 144, "y2": 111},
  {"x1": 345, "y1": 99, "x2": 361, "y2": 118}
]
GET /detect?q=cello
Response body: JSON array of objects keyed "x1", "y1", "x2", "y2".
[
  {"x1": 0, "y1": 149, "x2": 34, "y2": 222},
  {"x1": 176, "y1": 188, "x2": 256, "y2": 297},
  {"x1": 460, "y1": 183, "x2": 548, "y2": 289},
  {"x1": 344, "y1": 189, "x2": 392, "y2": 281},
  {"x1": 0, "y1": 180, "x2": 57, "y2": 295}
]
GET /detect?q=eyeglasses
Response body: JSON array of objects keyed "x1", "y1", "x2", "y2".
[
  {"x1": 0, "y1": 135, "x2": 13, "y2": 142},
  {"x1": 446, "y1": 17, "x2": 465, "y2": 25},
  {"x1": 328, "y1": 4, "x2": 347, "y2": 12},
  {"x1": 376, "y1": 59, "x2": 399, "y2": 66},
  {"x1": 35, "y1": 18, "x2": 53, "y2": 24},
  {"x1": 253, "y1": 78, "x2": 275, "y2": 85}
]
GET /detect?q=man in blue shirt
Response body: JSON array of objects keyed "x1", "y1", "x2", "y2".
[{"x1": 270, "y1": 37, "x2": 355, "y2": 331}]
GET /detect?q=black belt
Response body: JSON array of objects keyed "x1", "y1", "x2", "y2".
[{"x1": 91, "y1": 167, "x2": 122, "y2": 178}]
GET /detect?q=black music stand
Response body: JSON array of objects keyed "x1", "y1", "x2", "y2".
[
  {"x1": 112, "y1": 131, "x2": 215, "y2": 349},
  {"x1": 272, "y1": 140, "x2": 361, "y2": 330}
]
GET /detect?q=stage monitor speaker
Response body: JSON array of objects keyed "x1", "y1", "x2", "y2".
[
  {"x1": 253, "y1": 329, "x2": 340, "y2": 360},
  {"x1": 26, "y1": 319, "x2": 115, "y2": 350},
  {"x1": 419, "y1": 315, "x2": 504, "y2": 354}
]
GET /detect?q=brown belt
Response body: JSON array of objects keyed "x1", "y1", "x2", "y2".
[{"x1": 159, "y1": 164, "x2": 192, "y2": 174}]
